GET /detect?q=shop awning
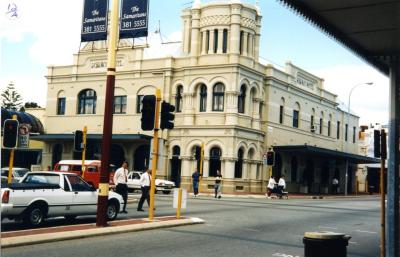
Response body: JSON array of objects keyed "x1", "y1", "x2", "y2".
[
  {"x1": 274, "y1": 145, "x2": 379, "y2": 164},
  {"x1": 31, "y1": 133, "x2": 152, "y2": 142}
]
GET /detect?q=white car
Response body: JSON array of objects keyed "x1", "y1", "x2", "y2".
[
  {"x1": 127, "y1": 171, "x2": 175, "y2": 194},
  {"x1": 1, "y1": 167, "x2": 30, "y2": 183}
]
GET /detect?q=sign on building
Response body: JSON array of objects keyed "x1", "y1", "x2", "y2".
[
  {"x1": 18, "y1": 123, "x2": 30, "y2": 148},
  {"x1": 81, "y1": 0, "x2": 108, "y2": 42},
  {"x1": 119, "y1": 0, "x2": 149, "y2": 39}
]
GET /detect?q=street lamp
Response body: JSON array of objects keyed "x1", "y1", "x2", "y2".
[{"x1": 345, "y1": 82, "x2": 374, "y2": 196}]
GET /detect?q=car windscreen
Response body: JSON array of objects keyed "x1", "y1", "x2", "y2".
[
  {"x1": 14, "y1": 169, "x2": 29, "y2": 177},
  {"x1": 23, "y1": 174, "x2": 60, "y2": 185}
]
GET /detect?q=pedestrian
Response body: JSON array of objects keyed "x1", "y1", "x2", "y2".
[
  {"x1": 266, "y1": 176, "x2": 276, "y2": 199},
  {"x1": 332, "y1": 177, "x2": 339, "y2": 194},
  {"x1": 192, "y1": 168, "x2": 200, "y2": 197},
  {"x1": 214, "y1": 170, "x2": 222, "y2": 199},
  {"x1": 114, "y1": 161, "x2": 129, "y2": 213},
  {"x1": 277, "y1": 175, "x2": 286, "y2": 199},
  {"x1": 137, "y1": 168, "x2": 151, "y2": 212}
]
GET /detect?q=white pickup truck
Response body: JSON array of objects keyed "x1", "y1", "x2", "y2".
[{"x1": 1, "y1": 172, "x2": 123, "y2": 227}]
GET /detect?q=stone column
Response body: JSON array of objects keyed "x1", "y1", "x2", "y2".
[
  {"x1": 254, "y1": 16, "x2": 262, "y2": 61},
  {"x1": 223, "y1": 158, "x2": 235, "y2": 179},
  {"x1": 217, "y1": 29, "x2": 223, "y2": 54},
  {"x1": 242, "y1": 159, "x2": 249, "y2": 179},
  {"x1": 183, "y1": 92, "x2": 195, "y2": 125},
  {"x1": 201, "y1": 31, "x2": 207, "y2": 55},
  {"x1": 242, "y1": 32, "x2": 248, "y2": 56},
  {"x1": 252, "y1": 98, "x2": 261, "y2": 130},
  {"x1": 225, "y1": 91, "x2": 239, "y2": 125},
  {"x1": 208, "y1": 29, "x2": 215, "y2": 54},
  {"x1": 182, "y1": 11, "x2": 191, "y2": 55},
  {"x1": 248, "y1": 34, "x2": 254, "y2": 57},
  {"x1": 190, "y1": 8, "x2": 201, "y2": 64},
  {"x1": 229, "y1": 4, "x2": 241, "y2": 62}
]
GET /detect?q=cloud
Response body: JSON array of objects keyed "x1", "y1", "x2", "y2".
[{"x1": 311, "y1": 65, "x2": 389, "y2": 125}]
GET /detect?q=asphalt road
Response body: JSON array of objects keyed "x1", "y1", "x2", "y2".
[{"x1": 2, "y1": 195, "x2": 380, "y2": 257}]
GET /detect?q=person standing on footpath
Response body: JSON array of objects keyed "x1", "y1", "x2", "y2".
[
  {"x1": 192, "y1": 168, "x2": 200, "y2": 197},
  {"x1": 277, "y1": 175, "x2": 286, "y2": 198},
  {"x1": 266, "y1": 176, "x2": 277, "y2": 199},
  {"x1": 332, "y1": 177, "x2": 339, "y2": 194},
  {"x1": 137, "y1": 168, "x2": 151, "y2": 212},
  {"x1": 113, "y1": 161, "x2": 129, "y2": 213},
  {"x1": 214, "y1": 170, "x2": 222, "y2": 199}
]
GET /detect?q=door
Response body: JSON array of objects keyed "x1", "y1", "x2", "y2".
[{"x1": 66, "y1": 174, "x2": 97, "y2": 215}]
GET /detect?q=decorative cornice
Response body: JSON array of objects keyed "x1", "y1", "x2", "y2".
[{"x1": 200, "y1": 15, "x2": 230, "y2": 27}]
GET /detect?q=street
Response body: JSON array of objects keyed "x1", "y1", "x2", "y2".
[{"x1": 2, "y1": 194, "x2": 380, "y2": 257}]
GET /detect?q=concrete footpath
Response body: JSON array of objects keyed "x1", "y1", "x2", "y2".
[{"x1": 1, "y1": 216, "x2": 205, "y2": 248}]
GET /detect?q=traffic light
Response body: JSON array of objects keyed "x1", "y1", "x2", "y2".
[
  {"x1": 141, "y1": 95, "x2": 156, "y2": 131},
  {"x1": 160, "y1": 101, "x2": 175, "y2": 130},
  {"x1": 74, "y1": 130, "x2": 83, "y2": 152},
  {"x1": 381, "y1": 130, "x2": 387, "y2": 159},
  {"x1": 373, "y1": 130, "x2": 381, "y2": 158},
  {"x1": 266, "y1": 151, "x2": 275, "y2": 166},
  {"x1": 2, "y1": 119, "x2": 19, "y2": 149}
]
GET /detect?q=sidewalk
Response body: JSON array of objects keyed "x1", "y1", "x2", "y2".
[{"x1": 1, "y1": 216, "x2": 204, "y2": 249}]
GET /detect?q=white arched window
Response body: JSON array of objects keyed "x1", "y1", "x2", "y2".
[{"x1": 212, "y1": 83, "x2": 225, "y2": 111}]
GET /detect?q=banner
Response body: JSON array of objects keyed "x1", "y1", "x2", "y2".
[
  {"x1": 119, "y1": 0, "x2": 149, "y2": 39},
  {"x1": 81, "y1": 0, "x2": 108, "y2": 42}
]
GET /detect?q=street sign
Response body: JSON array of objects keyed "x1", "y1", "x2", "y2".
[
  {"x1": 18, "y1": 123, "x2": 30, "y2": 148},
  {"x1": 173, "y1": 188, "x2": 187, "y2": 209}
]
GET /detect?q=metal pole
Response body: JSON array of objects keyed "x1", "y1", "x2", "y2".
[
  {"x1": 380, "y1": 155, "x2": 386, "y2": 257},
  {"x1": 149, "y1": 89, "x2": 161, "y2": 221},
  {"x1": 82, "y1": 126, "x2": 87, "y2": 179},
  {"x1": 96, "y1": 0, "x2": 119, "y2": 227},
  {"x1": 387, "y1": 60, "x2": 399, "y2": 257},
  {"x1": 199, "y1": 142, "x2": 204, "y2": 193},
  {"x1": 7, "y1": 115, "x2": 17, "y2": 184},
  {"x1": 176, "y1": 188, "x2": 182, "y2": 219}
]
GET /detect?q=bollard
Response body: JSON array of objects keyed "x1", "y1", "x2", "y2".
[{"x1": 303, "y1": 232, "x2": 351, "y2": 257}]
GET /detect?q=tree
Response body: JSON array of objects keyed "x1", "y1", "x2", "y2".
[
  {"x1": 24, "y1": 102, "x2": 41, "y2": 108},
  {"x1": 1, "y1": 82, "x2": 23, "y2": 111}
]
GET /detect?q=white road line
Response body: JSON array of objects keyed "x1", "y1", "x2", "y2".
[
  {"x1": 242, "y1": 228, "x2": 260, "y2": 232},
  {"x1": 354, "y1": 230, "x2": 377, "y2": 234},
  {"x1": 349, "y1": 241, "x2": 358, "y2": 245}
]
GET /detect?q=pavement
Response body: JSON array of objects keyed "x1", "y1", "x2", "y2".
[{"x1": 1, "y1": 192, "x2": 378, "y2": 248}]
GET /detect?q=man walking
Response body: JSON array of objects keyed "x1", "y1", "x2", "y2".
[
  {"x1": 137, "y1": 168, "x2": 151, "y2": 212},
  {"x1": 114, "y1": 161, "x2": 129, "y2": 213},
  {"x1": 192, "y1": 168, "x2": 200, "y2": 197}
]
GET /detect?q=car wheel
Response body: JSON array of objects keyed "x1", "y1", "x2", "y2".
[
  {"x1": 106, "y1": 200, "x2": 119, "y2": 221},
  {"x1": 24, "y1": 205, "x2": 45, "y2": 227},
  {"x1": 64, "y1": 215, "x2": 77, "y2": 222},
  {"x1": 162, "y1": 191, "x2": 171, "y2": 195}
]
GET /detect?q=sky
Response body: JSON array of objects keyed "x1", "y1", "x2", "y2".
[{"x1": 0, "y1": 0, "x2": 389, "y2": 126}]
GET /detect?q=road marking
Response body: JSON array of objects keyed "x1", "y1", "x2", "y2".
[
  {"x1": 242, "y1": 228, "x2": 260, "y2": 232},
  {"x1": 349, "y1": 241, "x2": 358, "y2": 245},
  {"x1": 272, "y1": 253, "x2": 300, "y2": 257},
  {"x1": 354, "y1": 230, "x2": 377, "y2": 234},
  {"x1": 318, "y1": 226, "x2": 337, "y2": 230}
]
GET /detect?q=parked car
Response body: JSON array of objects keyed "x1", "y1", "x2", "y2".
[
  {"x1": 1, "y1": 167, "x2": 30, "y2": 183},
  {"x1": 53, "y1": 160, "x2": 116, "y2": 189},
  {"x1": 127, "y1": 171, "x2": 175, "y2": 194},
  {"x1": 1, "y1": 171, "x2": 123, "y2": 227}
]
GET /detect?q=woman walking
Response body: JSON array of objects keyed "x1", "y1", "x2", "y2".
[{"x1": 214, "y1": 170, "x2": 222, "y2": 199}]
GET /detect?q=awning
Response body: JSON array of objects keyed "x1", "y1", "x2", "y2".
[
  {"x1": 274, "y1": 145, "x2": 379, "y2": 164},
  {"x1": 31, "y1": 133, "x2": 152, "y2": 142}
]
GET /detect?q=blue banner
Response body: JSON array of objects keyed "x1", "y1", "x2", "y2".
[
  {"x1": 81, "y1": 0, "x2": 108, "y2": 42},
  {"x1": 119, "y1": 0, "x2": 149, "y2": 39}
]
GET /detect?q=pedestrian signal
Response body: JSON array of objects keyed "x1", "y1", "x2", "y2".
[
  {"x1": 2, "y1": 119, "x2": 19, "y2": 149},
  {"x1": 160, "y1": 101, "x2": 175, "y2": 130},
  {"x1": 373, "y1": 130, "x2": 381, "y2": 158},
  {"x1": 266, "y1": 151, "x2": 275, "y2": 166},
  {"x1": 141, "y1": 95, "x2": 156, "y2": 131},
  {"x1": 74, "y1": 130, "x2": 83, "y2": 152}
]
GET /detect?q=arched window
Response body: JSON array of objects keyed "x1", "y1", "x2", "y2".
[
  {"x1": 199, "y1": 84, "x2": 207, "y2": 112},
  {"x1": 238, "y1": 85, "x2": 246, "y2": 113},
  {"x1": 78, "y1": 89, "x2": 96, "y2": 114},
  {"x1": 279, "y1": 97, "x2": 285, "y2": 124},
  {"x1": 311, "y1": 108, "x2": 315, "y2": 132},
  {"x1": 209, "y1": 147, "x2": 221, "y2": 177},
  {"x1": 172, "y1": 146, "x2": 180, "y2": 157},
  {"x1": 293, "y1": 102, "x2": 300, "y2": 128},
  {"x1": 320, "y1": 111, "x2": 324, "y2": 134},
  {"x1": 234, "y1": 148, "x2": 244, "y2": 178},
  {"x1": 328, "y1": 114, "x2": 332, "y2": 137},
  {"x1": 57, "y1": 91, "x2": 66, "y2": 115},
  {"x1": 212, "y1": 83, "x2": 225, "y2": 111},
  {"x1": 175, "y1": 85, "x2": 183, "y2": 113}
]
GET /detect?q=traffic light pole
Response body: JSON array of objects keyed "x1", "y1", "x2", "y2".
[
  {"x1": 96, "y1": 0, "x2": 119, "y2": 227},
  {"x1": 81, "y1": 126, "x2": 87, "y2": 179},
  {"x1": 149, "y1": 89, "x2": 161, "y2": 221},
  {"x1": 7, "y1": 115, "x2": 17, "y2": 184},
  {"x1": 199, "y1": 143, "x2": 204, "y2": 193}
]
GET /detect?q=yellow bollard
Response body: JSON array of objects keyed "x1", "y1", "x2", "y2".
[{"x1": 176, "y1": 188, "x2": 182, "y2": 219}]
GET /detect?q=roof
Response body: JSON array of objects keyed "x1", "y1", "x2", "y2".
[
  {"x1": 278, "y1": 0, "x2": 400, "y2": 75},
  {"x1": 274, "y1": 145, "x2": 380, "y2": 164}
]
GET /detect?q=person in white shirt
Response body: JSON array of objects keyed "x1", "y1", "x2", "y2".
[
  {"x1": 266, "y1": 176, "x2": 277, "y2": 199},
  {"x1": 137, "y1": 168, "x2": 151, "y2": 212},
  {"x1": 277, "y1": 175, "x2": 286, "y2": 198},
  {"x1": 114, "y1": 161, "x2": 129, "y2": 213},
  {"x1": 332, "y1": 177, "x2": 339, "y2": 194}
]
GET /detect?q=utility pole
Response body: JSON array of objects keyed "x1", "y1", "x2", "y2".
[{"x1": 96, "y1": 0, "x2": 119, "y2": 227}]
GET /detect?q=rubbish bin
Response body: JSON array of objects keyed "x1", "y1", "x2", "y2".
[{"x1": 303, "y1": 231, "x2": 351, "y2": 257}]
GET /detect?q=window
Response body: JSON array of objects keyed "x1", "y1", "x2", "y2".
[
  {"x1": 209, "y1": 147, "x2": 221, "y2": 177},
  {"x1": 212, "y1": 83, "x2": 225, "y2": 111},
  {"x1": 206, "y1": 30, "x2": 210, "y2": 53},
  {"x1": 328, "y1": 120, "x2": 331, "y2": 137},
  {"x1": 345, "y1": 124, "x2": 348, "y2": 141},
  {"x1": 238, "y1": 85, "x2": 246, "y2": 113},
  {"x1": 259, "y1": 101, "x2": 263, "y2": 118},
  {"x1": 113, "y1": 96, "x2": 127, "y2": 114},
  {"x1": 78, "y1": 89, "x2": 96, "y2": 114},
  {"x1": 310, "y1": 115, "x2": 314, "y2": 130},
  {"x1": 214, "y1": 29, "x2": 218, "y2": 53},
  {"x1": 222, "y1": 29, "x2": 228, "y2": 53},
  {"x1": 239, "y1": 31, "x2": 243, "y2": 54},
  {"x1": 199, "y1": 84, "x2": 207, "y2": 112},
  {"x1": 234, "y1": 149, "x2": 244, "y2": 178},
  {"x1": 176, "y1": 86, "x2": 183, "y2": 113},
  {"x1": 293, "y1": 110, "x2": 299, "y2": 128},
  {"x1": 136, "y1": 95, "x2": 144, "y2": 113},
  {"x1": 57, "y1": 97, "x2": 66, "y2": 115},
  {"x1": 337, "y1": 121, "x2": 340, "y2": 139},
  {"x1": 320, "y1": 118, "x2": 323, "y2": 134},
  {"x1": 353, "y1": 126, "x2": 356, "y2": 143},
  {"x1": 279, "y1": 106, "x2": 284, "y2": 124}
]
